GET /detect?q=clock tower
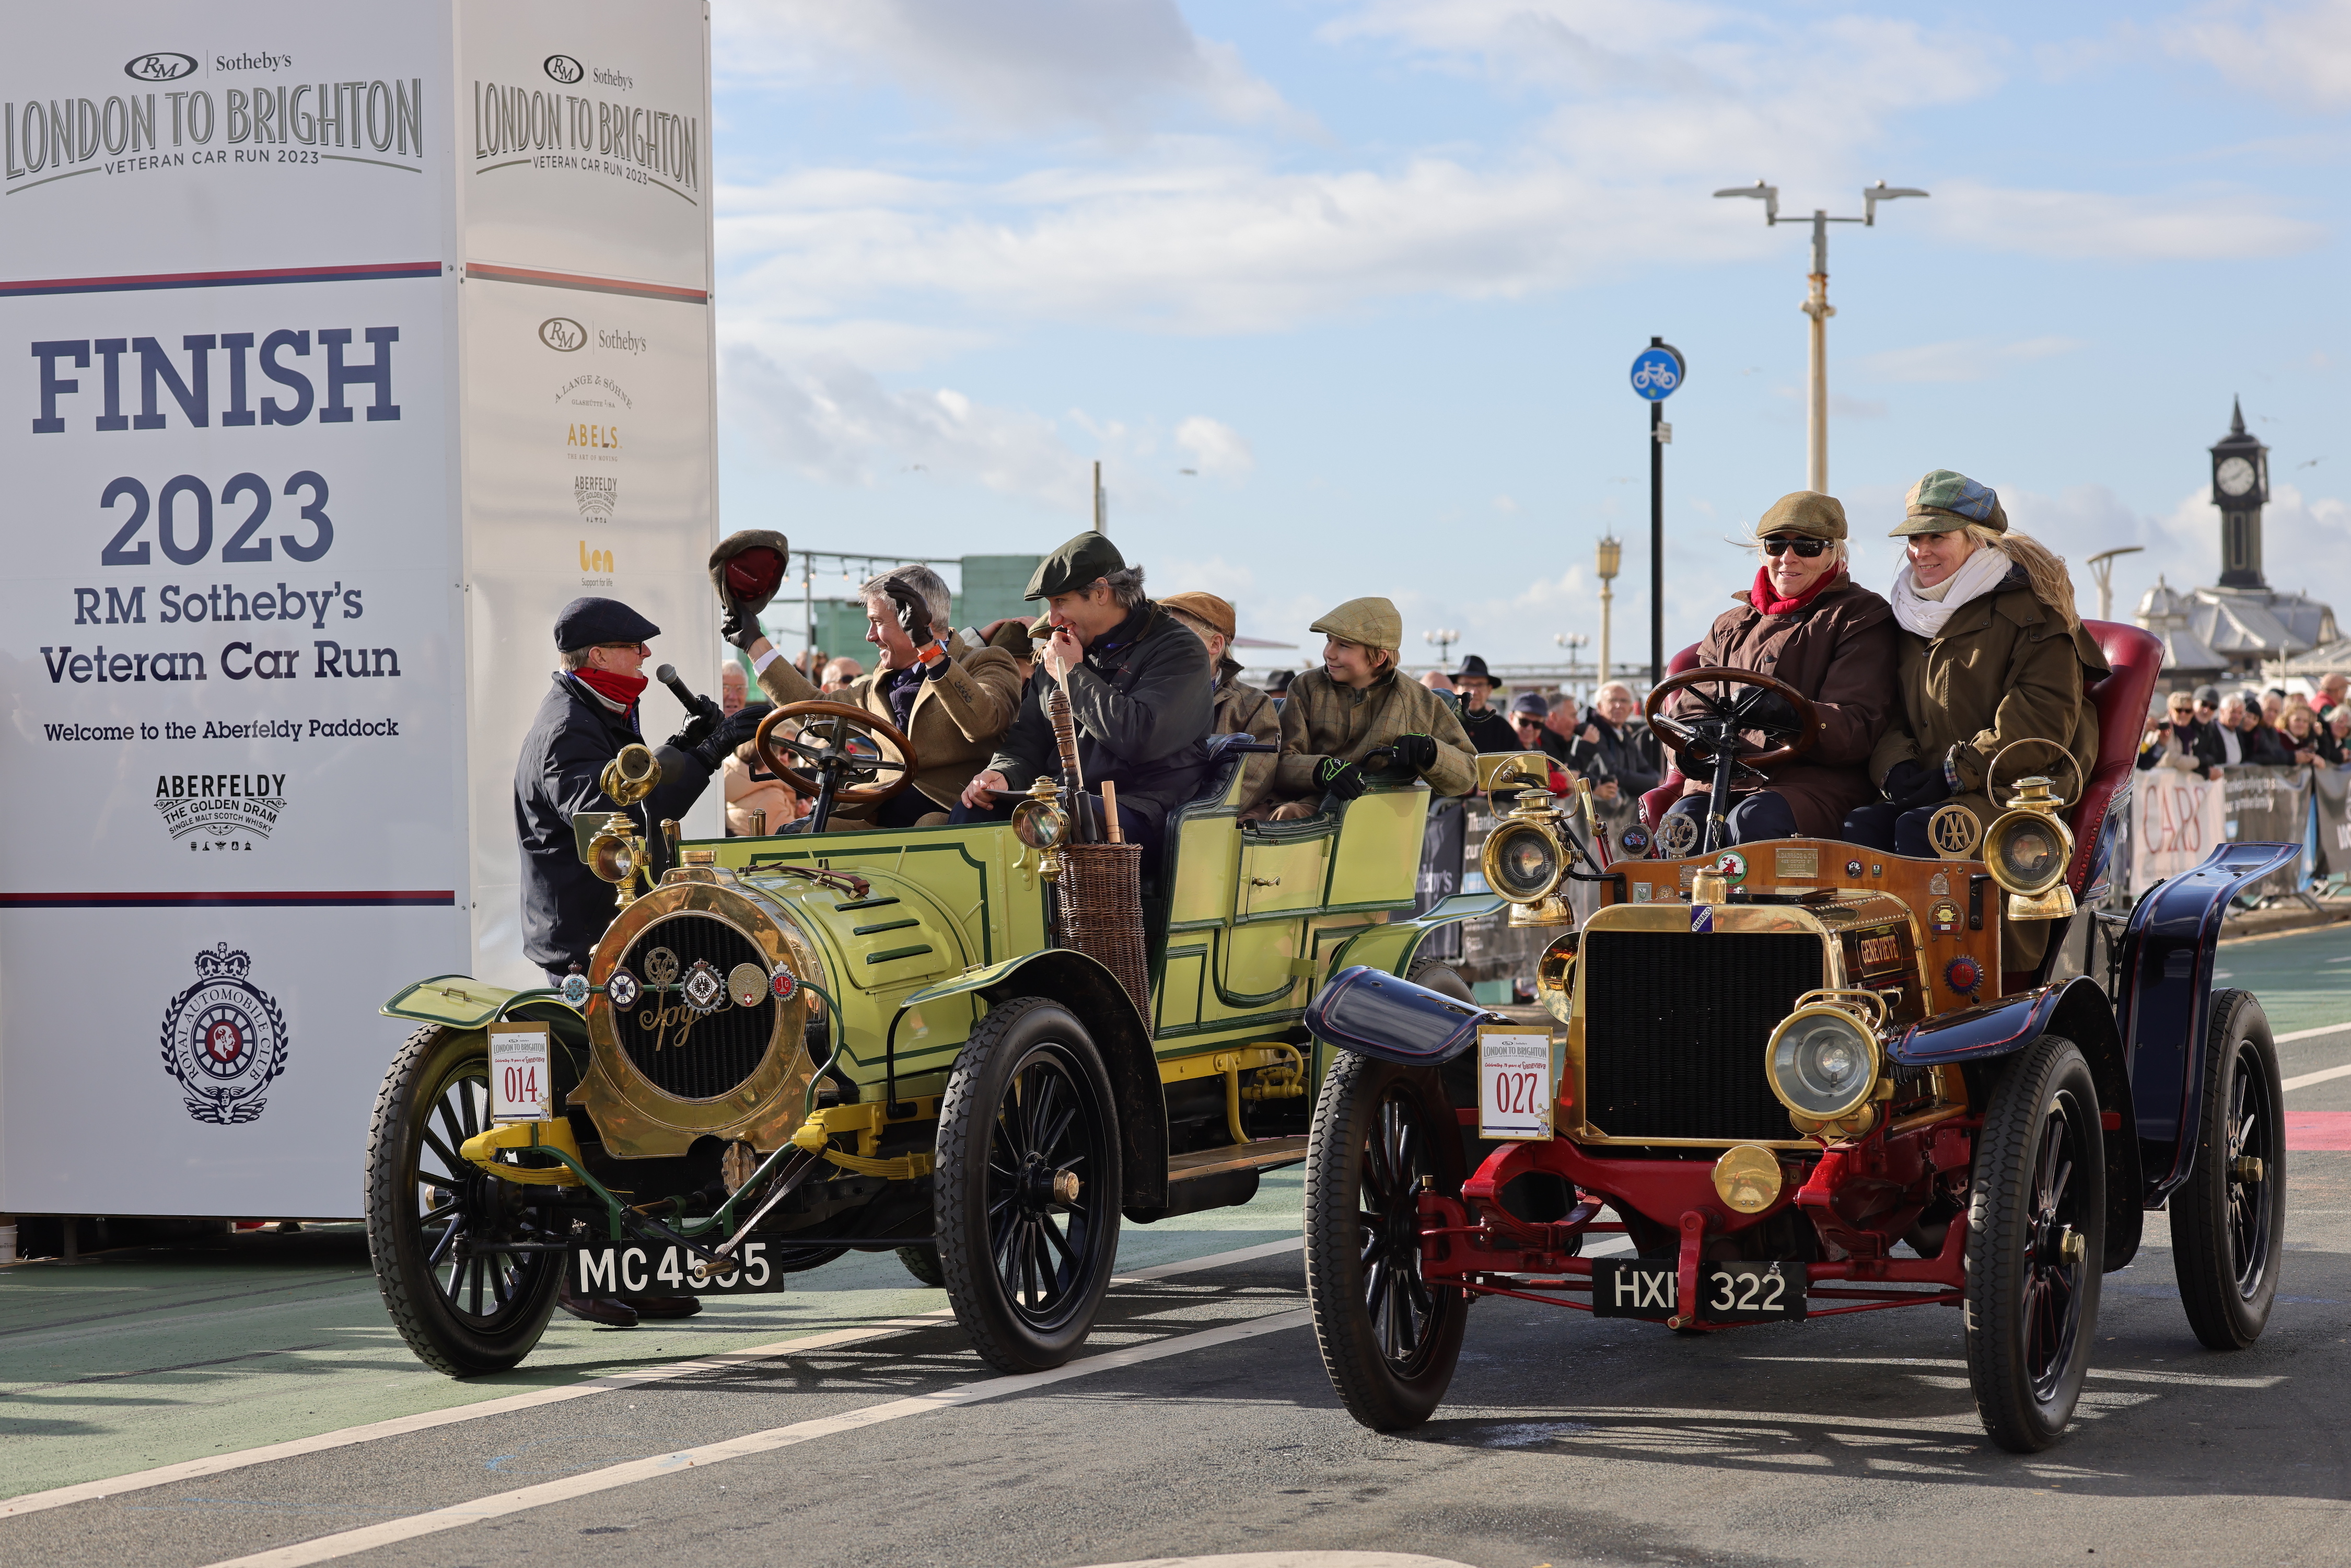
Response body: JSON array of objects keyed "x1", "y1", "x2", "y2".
[{"x1": 2210, "y1": 397, "x2": 2269, "y2": 590}]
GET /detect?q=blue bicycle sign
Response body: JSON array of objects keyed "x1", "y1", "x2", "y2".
[{"x1": 1630, "y1": 345, "x2": 1684, "y2": 401}]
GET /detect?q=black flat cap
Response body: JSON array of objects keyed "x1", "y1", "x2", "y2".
[
  {"x1": 555, "y1": 596, "x2": 661, "y2": 652},
  {"x1": 1025, "y1": 530, "x2": 1126, "y2": 600}
]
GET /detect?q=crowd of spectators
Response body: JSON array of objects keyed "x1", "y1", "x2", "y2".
[{"x1": 2138, "y1": 675, "x2": 2350, "y2": 777}]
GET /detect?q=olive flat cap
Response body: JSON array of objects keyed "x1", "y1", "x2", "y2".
[
  {"x1": 1026, "y1": 531, "x2": 1126, "y2": 600},
  {"x1": 708, "y1": 529, "x2": 792, "y2": 615},
  {"x1": 1160, "y1": 590, "x2": 1236, "y2": 643},
  {"x1": 1310, "y1": 596, "x2": 1403, "y2": 652},
  {"x1": 1892, "y1": 469, "x2": 2008, "y2": 537},
  {"x1": 1755, "y1": 491, "x2": 1847, "y2": 541},
  {"x1": 554, "y1": 596, "x2": 660, "y2": 652}
]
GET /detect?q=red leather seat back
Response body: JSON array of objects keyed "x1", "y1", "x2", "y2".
[
  {"x1": 2064, "y1": 619, "x2": 2163, "y2": 894},
  {"x1": 1638, "y1": 643, "x2": 1706, "y2": 832}
]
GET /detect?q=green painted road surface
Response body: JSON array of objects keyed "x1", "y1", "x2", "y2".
[{"x1": 0, "y1": 1170, "x2": 1308, "y2": 1502}]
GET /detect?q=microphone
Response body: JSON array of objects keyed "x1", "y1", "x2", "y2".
[{"x1": 655, "y1": 663, "x2": 719, "y2": 724}]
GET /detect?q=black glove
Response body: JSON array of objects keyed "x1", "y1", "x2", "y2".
[
  {"x1": 1882, "y1": 759, "x2": 1949, "y2": 809},
  {"x1": 681, "y1": 706, "x2": 766, "y2": 771},
  {"x1": 721, "y1": 599, "x2": 761, "y2": 652},
  {"x1": 665, "y1": 712, "x2": 717, "y2": 753},
  {"x1": 1389, "y1": 733, "x2": 1440, "y2": 774},
  {"x1": 1738, "y1": 690, "x2": 1798, "y2": 733},
  {"x1": 883, "y1": 578, "x2": 934, "y2": 652},
  {"x1": 1315, "y1": 756, "x2": 1367, "y2": 801}
]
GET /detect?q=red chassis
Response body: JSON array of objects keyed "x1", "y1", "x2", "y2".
[{"x1": 1420, "y1": 1111, "x2": 1984, "y2": 1329}]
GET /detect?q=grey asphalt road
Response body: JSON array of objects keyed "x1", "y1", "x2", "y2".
[{"x1": 5, "y1": 1152, "x2": 2347, "y2": 1568}]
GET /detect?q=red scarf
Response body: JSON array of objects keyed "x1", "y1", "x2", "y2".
[
  {"x1": 1750, "y1": 562, "x2": 1843, "y2": 618},
  {"x1": 573, "y1": 667, "x2": 647, "y2": 710}
]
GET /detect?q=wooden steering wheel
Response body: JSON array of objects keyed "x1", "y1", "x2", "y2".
[
  {"x1": 1642, "y1": 666, "x2": 1822, "y2": 771},
  {"x1": 753, "y1": 700, "x2": 923, "y2": 806}
]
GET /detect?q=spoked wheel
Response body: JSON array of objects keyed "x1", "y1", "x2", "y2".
[
  {"x1": 1305, "y1": 1050, "x2": 1468, "y2": 1431},
  {"x1": 1964, "y1": 1032, "x2": 2105, "y2": 1452},
  {"x1": 2172, "y1": 989, "x2": 2286, "y2": 1350},
  {"x1": 364, "y1": 1025, "x2": 562, "y2": 1376},
  {"x1": 935, "y1": 997, "x2": 1121, "y2": 1373}
]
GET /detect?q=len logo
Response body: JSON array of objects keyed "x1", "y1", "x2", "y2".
[
  {"x1": 543, "y1": 54, "x2": 585, "y2": 85},
  {"x1": 539, "y1": 317, "x2": 586, "y2": 352},
  {"x1": 125, "y1": 52, "x2": 198, "y2": 82}
]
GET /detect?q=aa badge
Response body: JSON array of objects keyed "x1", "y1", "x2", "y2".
[{"x1": 159, "y1": 942, "x2": 291, "y2": 1125}]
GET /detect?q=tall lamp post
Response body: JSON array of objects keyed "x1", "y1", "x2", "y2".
[
  {"x1": 1595, "y1": 534, "x2": 1622, "y2": 687},
  {"x1": 2084, "y1": 545, "x2": 2144, "y2": 621},
  {"x1": 1423, "y1": 629, "x2": 1459, "y2": 671},
  {"x1": 1714, "y1": 179, "x2": 1927, "y2": 493},
  {"x1": 1554, "y1": 633, "x2": 1589, "y2": 703}
]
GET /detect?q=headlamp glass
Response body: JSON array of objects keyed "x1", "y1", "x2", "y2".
[
  {"x1": 1484, "y1": 821, "x2": 1564, "y2": 903},
  {"x1": 1989, "y1": 818, "x2": 2065, "y2": 894},
  {"x1": 1766, "y1": 1008, "x2": 1880, "y2": 1120}
]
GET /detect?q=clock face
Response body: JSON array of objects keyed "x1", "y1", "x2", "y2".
[{"x1": 2217, "y1": 456, "x2": 2257, "y2": 497}]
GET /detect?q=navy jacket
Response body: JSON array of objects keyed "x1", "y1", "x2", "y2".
[{"x1": 514, "y1": 673, "x2": 712, "y2": 972}]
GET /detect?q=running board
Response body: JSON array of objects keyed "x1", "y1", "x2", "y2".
[{"x1": 1166, "y1": 1135, "x2": 1310, "y2": 1182}]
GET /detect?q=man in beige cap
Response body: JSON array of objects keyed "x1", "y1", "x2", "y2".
[
  {"x1": 1161, "y1": 590, "x2": 1283, "y2": 814},
  {"x1": 1264, "y1": 596, "x2": 1476, "y2": 820}
]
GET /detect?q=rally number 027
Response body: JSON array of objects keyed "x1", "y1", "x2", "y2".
[
  {"x1": 99, "y1": 471, "x2": 333, "y2": 566},
  {"x1": 1492, "y1": 1070, "x2": 1544, "y2": 1116}
]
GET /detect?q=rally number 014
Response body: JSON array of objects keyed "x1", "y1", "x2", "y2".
[{"x1": 99, "y1": 471, "x2": 333, "y2": 567}]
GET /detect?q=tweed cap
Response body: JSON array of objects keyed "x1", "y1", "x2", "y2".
[
  {"x1": 554, "y1": 597, "x2": 660, "y2": 652},
  {"x1": 1025, "y1": 530, "x2": 1126, "y2": 600},
  {"x1": 707, "y1": 530, "x2": 791, "y2": 615},
  {"x1": 1160, "y1": 591, "x2": 1236, "y2": 643},
  {"x1": 1892, "y1": 469, "x2": 2009, "y2": 537},
  {"x1": 985, "y1": 619, "x2": 1035, "y2": 657},
  {"x1": 1755, "y1": 491, "x2": 1847, "y2": 541},
  {"x1": 1310, "y1": 596, "x2": 1403, "y2": 652}
]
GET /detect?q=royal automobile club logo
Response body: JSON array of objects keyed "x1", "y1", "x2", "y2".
[{"x1": 159, "y1": 942, "x2": 292, "y2": 1125}]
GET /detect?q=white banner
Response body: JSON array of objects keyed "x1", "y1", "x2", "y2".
[
  {"x1": 2129, "y1": 766, "x2": 2228, "y2": 896},
  {"x1": 0, "y1": 0, "x2": 714, "y2": 1217}
]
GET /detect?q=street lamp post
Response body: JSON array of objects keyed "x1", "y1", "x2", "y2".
[
  {"x1": 1595, "y1": 534, "x2": 1622, "y2": 687},
  {"x1": 1714, "y1": 179, "x2": 1927, "y2": 493},
  {"x1": 1423, "y1": 629, "x2": 1459, "y2": 671},
  {"x1": 2085, "y1": 546, "x2": 2145, "y2": 621},
  {"x1": 1554, "y1": 633, "x2": 1590, "y2": 706}
]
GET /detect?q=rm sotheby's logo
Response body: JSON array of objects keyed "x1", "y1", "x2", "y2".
[
  {"x1": 539, "y1": 317, "x2": 586, "y2": 351},
  {"x1": 544, "y1": 53, "x2": 584, "y2": 84},
  {"x1": 125, "y1": 51, "x2": 198, "y2": 81},
  {"x1": 160, "y1": 942, "x2": 291, "y2": 1125}
]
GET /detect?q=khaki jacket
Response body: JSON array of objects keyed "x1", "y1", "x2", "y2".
[
  {"x1": 1212, "y1": 657, "x2": 1283, "y2": 813},
  {"x1": 1867, "y1": 566, "x2": 2110, "y2": 837},
  {"x1": 1671, "y1": 576, "x2": 1900, "y2": 837},
  {"x1": 755, "y1": 643, "x2": 1023, "y2": 811},
  {"x1": 1271, "y1": 666, "x2": 1477, "y2": 803}
]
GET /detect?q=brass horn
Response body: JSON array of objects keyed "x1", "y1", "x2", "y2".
[{"x1": 600, "y1": 744, "x2": 662, "y2": 806}]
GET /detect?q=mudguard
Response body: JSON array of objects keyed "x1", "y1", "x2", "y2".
[
  {"x1": 2115, "y1": 841, "x2": 2299, "y2": 1200},
  {"x1": 1320, "y1": 891, "x2": 1506, "y2": 983},
  {"x1": 1306, "y1": 965, "x2": 1498, "y2": 1066}
]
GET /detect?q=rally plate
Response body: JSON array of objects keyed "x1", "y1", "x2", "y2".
[
  {"x1": 570, "y1": 1240, "x2": 786, "y2": 1297},
  {"x1": 1589, "y1": 1258, "x2": 1807, "y2": 1322}
]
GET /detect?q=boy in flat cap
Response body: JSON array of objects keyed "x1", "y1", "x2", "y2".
[
  {"x1": 712, "y1": 533, "x2": 1026, "y2": 827},
  {"x1": 959, "y1": 531, "x2": 1215, "y2": 855},
  {"x1": 1265, "y1": 597, "x2": 1476, "y2": 821},
  {"x1": 1161, "y1": 589, "x2": 1284, "y2": 815}
]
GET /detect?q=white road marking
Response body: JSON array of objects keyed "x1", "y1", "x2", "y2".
[
  {"x1": 204, "y1": 1307, "x2": 1314, "y2": 1567},
  {"x1": 2283, "y1": 1062, "x2": 2351, "y2": 1092},
  {"x1": 0, "y1": 1235, "x2": 1304, "y2": 1522},
  {"x1": 1740, "y1": 1355, "x2": 2283, "y2": 1389},
  {"x1": 2276, "y1": 1022, "x2": 2351, "y2": 1042}
]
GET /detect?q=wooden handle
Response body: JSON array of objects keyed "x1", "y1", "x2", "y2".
[{"x1": 1101, "y1": 780, "x2": 1123, "y2": 843}]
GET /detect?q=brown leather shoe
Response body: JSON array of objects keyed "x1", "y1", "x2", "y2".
[
  {"x1": 621, "y1": 1295, "x2": 703, "y2": 1320},
  {"x1": 558, "y1": 1282, "x2": 639, "y2": 1327}
]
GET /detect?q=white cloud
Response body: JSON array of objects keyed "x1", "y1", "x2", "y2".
[
  {"x1": 1922, "y1": 178, "x2": 2325, "y2": 260},
  {"x1": 2165, "y1": 0, "x2": 2351, "y2": 111},
  {"x1": 1858, "y1": 335, "x2": 2088, "y2": 384},
  {"x1": 713, "y1": 0, "x2": 1310, "y2": 134},
  {"x1": 1173, "y1": 416, "x2": 1256, "y2": 480}
]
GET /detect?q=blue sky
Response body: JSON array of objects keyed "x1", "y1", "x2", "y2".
[{"x1": 707, "y1": 0, "x2": 2350, "y2": 673}]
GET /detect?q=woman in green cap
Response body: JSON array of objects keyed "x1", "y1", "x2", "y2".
[
  {"x1": 1844, "y1": 470, "x2": 2109, "y2": 967},
  {"x1": 1657, "y1": 491, "x2": 1898, "y2": 845}
]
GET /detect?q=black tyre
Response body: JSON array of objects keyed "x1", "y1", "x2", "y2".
[
  {"x1": 364, "y1": 1025, "x2": 562, "y2": 1376},
  {"x1": 934, "y1": 997, "x2": 1122, "y2": 1373},
  {"x1": 1964, "y1": 1032, "x2": 2105, "y2": 1453},
  {"x1": 1407, "y1": 955, "x2": 1471, "y2": 1002},
  {"x1": 1304, "y1": 1050, "x2": 1469, "y2": 1432},
  {"x1": 897, "y1": 1244, "x2": 945, "y2": 1287},
  {"x1": 2171, "y1": 989, "x2": 2285, "y2": 1350}
]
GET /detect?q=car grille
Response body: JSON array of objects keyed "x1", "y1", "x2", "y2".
[
  {"x1": 609, "y1": 913, "x2": 776, "y2": 1101},
  {"x1": 1581, "y1": 930, "x2": 1820, "y2": 1142}
]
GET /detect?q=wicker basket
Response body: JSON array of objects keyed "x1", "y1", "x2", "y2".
[{"x1": 1056, "y1": 841, "x2": 1150, "y2": 1016}]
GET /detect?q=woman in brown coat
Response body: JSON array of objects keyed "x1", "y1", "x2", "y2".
[{"x1": 1661, "y1": 491, "x2": 1900, "y2": 845}]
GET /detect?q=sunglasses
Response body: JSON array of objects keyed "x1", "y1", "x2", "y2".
[
  {"x1": 1761, "y1": 537, "x2": 1829, "y2": 557},
  {"x1": 1512, "y1": 715, "x2": 1543, "y2": 726}
]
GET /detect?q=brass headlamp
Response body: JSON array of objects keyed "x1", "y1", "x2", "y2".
[
  {"x1": 1764, "y1": 988, "x2": 1888, "y2": 1137},
  {"x1": 1980, "y1": 740, "x2": 2082, "y2": 923},
  {"x1": 1011, "y1": 776, "x2": 1071, "y2": 881},
  {"x1": 1475, "y1": 753, "x2": 1577, "y2": 926}
]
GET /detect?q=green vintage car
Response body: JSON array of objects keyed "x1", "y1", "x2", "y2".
[{"x1": 364, "y1": 708, "x2": 1497, "y2": 1377}]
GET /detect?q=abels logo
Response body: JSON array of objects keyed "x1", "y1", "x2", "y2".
[
  {"x1": 544, "y1": 54, "x2": 584, "y2": 85},
  {"x1": 125, "y1": 52, "x2": 197, "y2": 82}
]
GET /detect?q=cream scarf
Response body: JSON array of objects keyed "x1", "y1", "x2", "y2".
[{"x1": 1891, "y1": 544, "x2": 2012, "y2": 638}]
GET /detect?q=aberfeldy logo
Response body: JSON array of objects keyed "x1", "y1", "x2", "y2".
[
  {"x1": 156, "y1": 771, "x2": 287, "y2": 845},
  {"x1": 6, "y1": 75, "x2": 424, "y2": 191}
]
